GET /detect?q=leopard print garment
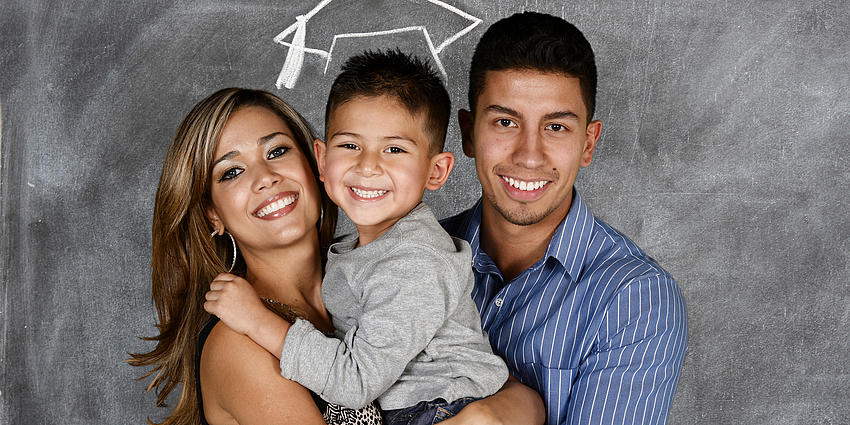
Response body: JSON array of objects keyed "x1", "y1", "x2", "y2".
[{"x1": 323, "y1": 401, "x2": 382, "y2": 425}]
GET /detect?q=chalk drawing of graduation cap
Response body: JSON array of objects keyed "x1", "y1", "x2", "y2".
[{"x1": 273, "y1": 0, "x2": 482, "y2": 89}]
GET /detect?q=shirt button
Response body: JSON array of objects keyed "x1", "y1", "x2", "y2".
[{"x1": 494, "y1": 298, "x2": 504, "y2": 307}]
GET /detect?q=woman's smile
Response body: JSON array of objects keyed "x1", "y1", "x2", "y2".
[{"x1": 253, "y1": 191, "x2": 299, "y2": 219}]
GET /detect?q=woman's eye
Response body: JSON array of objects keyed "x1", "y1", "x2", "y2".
[
  {"x1": 384, "y1": 146, "x2": 405, "y2": 154},
  {"x1": 497, "y1": 119, "x2": 516, "y2": 128},
  {"x1": 219, "y1": 167, "x2": 243, "y2": 182},
  {"x1": 268, "y1": 146, "x2": 290, "y2": 159}
]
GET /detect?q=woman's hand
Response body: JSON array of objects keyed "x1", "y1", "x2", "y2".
[
  {"x1": 204, "y1": 273, "x2": 291, "y2": 358},
  {"x1": 440, "y1": 376, "x2": 545, "y2": 425}
]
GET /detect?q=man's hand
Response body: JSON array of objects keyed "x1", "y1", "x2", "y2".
[
  {"x1": 440, "y1": 401, "x2": 503, "y2": 425},
  {"x1": 440, "y1": 376, "x2": 544, "y2": 425}
]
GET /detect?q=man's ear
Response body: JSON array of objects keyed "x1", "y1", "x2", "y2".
[
  {"x1": 425, "y1": 151, "x2": 455, "y2": 191},
  {"x1": 313, "y1": 139, "x2": 327, "y2": 181},
  {"x1": 457, "y1": 109, "x2": 475, "y2": 158},
  {"x1": 580, "y1": 120, "x2": 602, "y2": 167},
  {"x1": 205, "y1": 206, "x2": 223, "y2": 235}
]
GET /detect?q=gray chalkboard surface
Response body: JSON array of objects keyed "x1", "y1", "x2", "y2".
[{"x1": 2, "y1": 1, "x2": 848, "y2": 423}]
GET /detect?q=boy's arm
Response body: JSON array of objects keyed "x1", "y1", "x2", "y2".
[
  {"x1": 279, "y1": 244, "x2": 456, "y2": 409},
  {"x1": 204, "y1": 273, "x2": 290, "y2": 358},
  {"x1": 441, "y1": 375, "x2": 546, "y2": 425}
]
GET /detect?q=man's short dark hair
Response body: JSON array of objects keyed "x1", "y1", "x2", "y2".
[
  {"x1": 468, "y1": 12, "x2": 597, "y2": 122},
  {"x1": 325, "y1": 49, "x2": 451, "y2": 154}
]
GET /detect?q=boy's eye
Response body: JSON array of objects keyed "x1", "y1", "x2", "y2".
[
  {"x1": 383, "y1": 146, "x2": 406, "y2": 154},
  {"x1": 339, "y1": 143, "x2": 359, "y2": 150},
  {"x1": 268, "y1": 146, "x2": 290, "y2": 159},
  {"x1": 219, "y1": 167, "x2": 243, "y2": 182},
  {"x1": 546, "y1": 123, "x2": 567, "y2": 132},
  {"x1": 497, "y1": 119, "x2": 517, "y2": 128}
]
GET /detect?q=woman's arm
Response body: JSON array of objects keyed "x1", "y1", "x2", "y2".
[
  {"x1": 441, "y1": 375, "x2": 545, "y2": 425},
  {"x1": 200, "y1": 320, "x2": 326, "y2": 425}
]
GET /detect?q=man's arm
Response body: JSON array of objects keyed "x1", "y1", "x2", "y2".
[{"x1": 567, "y1": 273, "x2": 687, "y2": 424}]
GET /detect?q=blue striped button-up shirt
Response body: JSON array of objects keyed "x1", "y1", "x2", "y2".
[{"x1": 442, "y1": 190, "x2": 687, "y2": 425}]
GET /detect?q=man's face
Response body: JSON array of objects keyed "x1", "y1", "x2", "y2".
[{"x1": 460, "y1": 69, "x2": 601, "y2": 226}]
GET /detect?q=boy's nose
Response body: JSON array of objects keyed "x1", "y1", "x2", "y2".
[{"x1": 355, "y1": 150, "x2": 381, "y2": 176}]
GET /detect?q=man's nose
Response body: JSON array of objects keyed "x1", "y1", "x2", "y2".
[{"x1": 512, "y1": 128, "x2": 545, "y2": 169}]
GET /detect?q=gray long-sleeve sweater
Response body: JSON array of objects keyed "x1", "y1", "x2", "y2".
[{"x1": 279, "y1": 203, "x2": 508, "y2": 410}]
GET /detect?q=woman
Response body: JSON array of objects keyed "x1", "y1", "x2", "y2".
[{"x1": 130, "y1": 88, "x2": 544, "y2": 424}]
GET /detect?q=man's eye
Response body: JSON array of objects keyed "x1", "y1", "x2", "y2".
[
  {"x1": 384, "y1": 146, "x2": 405, "y2": 154},
  {"x1": 497, "y1": 119, "x2": 516, "y2": 128},
  {"x1": 219, "y1": 167, "x2": 243, "y2": 182},
  {"x1": 547, "y1": 123, "x2": 566, "y2": 132},
  {"x1": 268, "y1": 146, "x2": 290, "y2": 159}
]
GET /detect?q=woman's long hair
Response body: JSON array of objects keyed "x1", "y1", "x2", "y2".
[{"x1": 128, "y1": 88, "x2": 337, "y2": 425}]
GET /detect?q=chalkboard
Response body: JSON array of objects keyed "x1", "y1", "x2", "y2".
[{"x1": 2, "y1": 0, "x2": 849, "y2": 423}]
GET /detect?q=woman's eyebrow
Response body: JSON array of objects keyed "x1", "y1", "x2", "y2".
[
  {"x1": 213, "y1": 132, "x2": 293, "y2": 166},
  {"x1": 258, "y1": 131, "x2": 290, "y2": 145},
  {"x1": 213, "y1": 151, "x2": 238, "y2": 167}
]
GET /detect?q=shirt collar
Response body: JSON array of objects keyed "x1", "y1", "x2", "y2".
[
  {"x1": 544, "y1": 189, "x2": 594, "y2": 281},
  {"x1": 463, "y1": 188, "x2": 595, "y2": 281}
]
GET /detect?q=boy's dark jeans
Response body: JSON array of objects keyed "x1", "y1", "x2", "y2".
[{"x1": 382, "y1": 397, "x2": 478, "y2": 425}]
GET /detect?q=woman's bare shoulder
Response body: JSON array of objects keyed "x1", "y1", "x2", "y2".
[{"x1": 200, "y1": 320, "x2": 326, "y2": 425}]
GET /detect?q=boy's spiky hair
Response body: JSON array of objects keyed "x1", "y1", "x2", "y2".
[{"x1": 325, "y1": 49, "x2": 451, "y2": 154}]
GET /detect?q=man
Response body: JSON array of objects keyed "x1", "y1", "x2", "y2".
[{"x1": 443, "y1": 11, "x2": 687, "y2": 425}]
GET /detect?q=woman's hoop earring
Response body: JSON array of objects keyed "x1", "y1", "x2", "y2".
[{"x1": 210, "y1": 230, "x2": 238, "y2": 272}]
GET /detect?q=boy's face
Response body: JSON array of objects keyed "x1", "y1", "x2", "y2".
[{"x1": 317, "y1": 95, "x2": 447, "y2": 244}]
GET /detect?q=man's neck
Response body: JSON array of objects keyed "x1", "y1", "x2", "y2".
[{"x1": 479, "y1": 199, "x2": 571, "y2": 282}]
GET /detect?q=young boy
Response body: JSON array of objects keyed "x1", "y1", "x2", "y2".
[{"x1": 205, "y1": 50, "x2": 508, "y2": 423}]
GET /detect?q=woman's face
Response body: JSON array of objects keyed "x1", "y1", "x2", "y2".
[{"x1": 206, "y1": 106, "x2": 321, "y2": 254}]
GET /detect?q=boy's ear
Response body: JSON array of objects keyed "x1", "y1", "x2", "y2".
[
  {"x1": 457, "y1": 109, "x2": 475, "y2": 158},
  {"x1": 313, "y1": 139, "x2": 327, "y2": 181},
  {"x1": 425, "y1": 151, "x2": 455, "y2": 191},
  {"x1": 205, "y1": 206, "x2": 224, "y2": 235}
]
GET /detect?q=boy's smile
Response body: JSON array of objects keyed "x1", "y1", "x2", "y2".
[{"x1": 317, "y1": 95, "x2": 452, "y2": 245}]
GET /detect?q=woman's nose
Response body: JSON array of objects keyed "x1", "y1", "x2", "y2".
[{"x1": 253, "y1": 164, "x2": 282, "y2": 192}]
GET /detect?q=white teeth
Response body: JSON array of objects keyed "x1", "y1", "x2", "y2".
[
  {"x1": 351, "y1": 187, "x2": 388, "y2": 199},
  {"x1": 503, "y1": 177, "x2": 548, "y2": 191},
  {"x1": 256, "y1": 195, "x2": 297, "y2": 217}
]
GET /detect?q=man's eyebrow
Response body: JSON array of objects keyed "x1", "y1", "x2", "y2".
[
  {"x1": 484, "y1": 104, "x2": 521, "y2": 118},
  {"x1": 543, "y1": 111, "x2": 580, "y2": 121},
  {"x1": 212, "y1": 132, "x2": 292, "y2": 166}
]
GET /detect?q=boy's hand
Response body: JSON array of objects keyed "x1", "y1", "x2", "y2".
[
  {"x1": 204, "y1": 273, "x2": 266, "y2": 337},
  {"x1": 204, "y1": 273, "x2": 292, "y2": 359}
]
